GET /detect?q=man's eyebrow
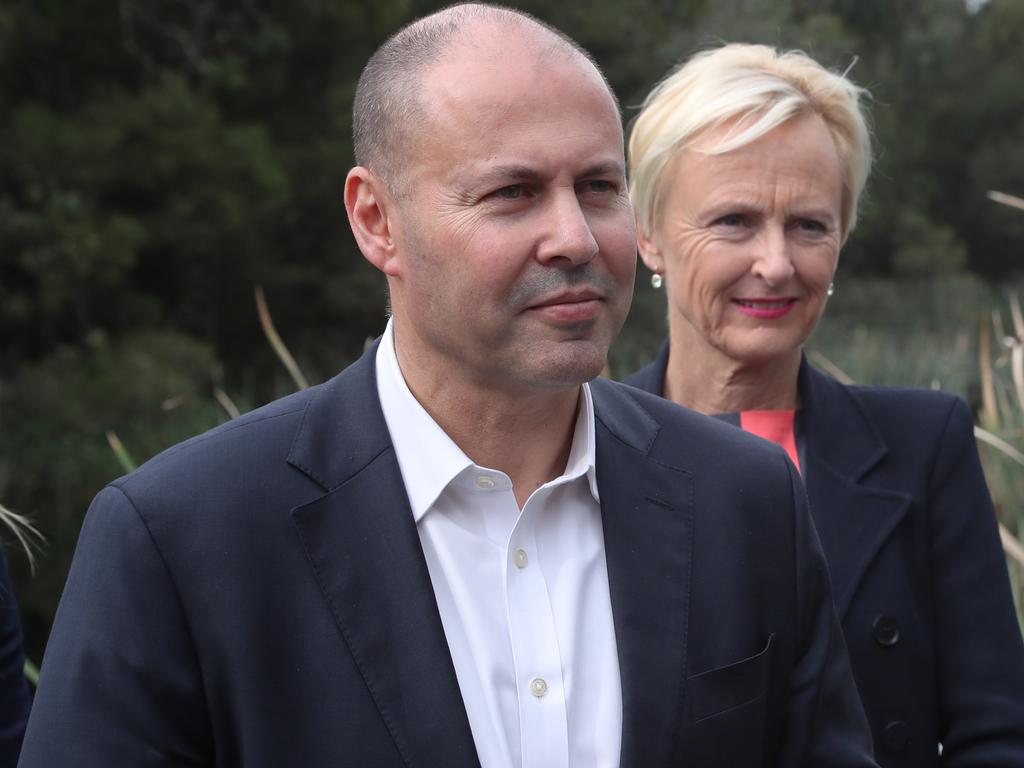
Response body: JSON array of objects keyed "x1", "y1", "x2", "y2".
[
  {"x1": 578, "y1": 160, "x2": 626, "y2": 179},
  {"x1": 470, "y1": 160, "x2": 626, "y2": 188},
  {"x1": 472, "y1": 165, "x2": 545, "y2": 187}
]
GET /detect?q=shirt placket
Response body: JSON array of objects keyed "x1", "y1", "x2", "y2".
[{"x1": 505, "y1": 488, "x2": 570, "y2": 768}]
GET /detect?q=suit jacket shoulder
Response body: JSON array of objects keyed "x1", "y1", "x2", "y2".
[{"x1": 20, "y1": 343, "x2": 459, "y2": 768}]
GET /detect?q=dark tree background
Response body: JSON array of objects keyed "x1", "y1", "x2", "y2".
[{"x1": 2, "y1": 0, "x2": 1022, "y2": 663}]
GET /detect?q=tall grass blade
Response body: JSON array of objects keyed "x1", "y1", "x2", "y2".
[
  {"x1": 994, "y1": 308, "x2": 1008, "y2": 347},
  {"x1": 1013, "y1": 345, "x2": 1024, "y2": 416},
  {"x1": 1001, "y1": 524, "x2": 1024, "y2": 569},
  {"x1": 0, "y1": 503, "x2": 44, "y2": 574},
  {"x1": 23, "y1": 659, "x2": 39, "y2": 687},
  {"x1": 105, "y1": 430, "x2": 137, "y2": 474},
  {"x1": 806, "y1": 350, "x2": 854, "y2": 385},
  {"x1": 1006, "y1": 294, "x2": 1024, "y2": 419},
  {"x1": 975, "y1": 425, "x2": 1024, "y2": 467},
  {"x1": 979, "y1": 319, "x2": 998, "y2": 430},
  {"x1": 988, "y1": 190, "x2": 1024, "y2": 212},
  {"x1": 996, "y1": 385, "x2": 1014, "y2": 427},
  {"x1": 214, "y1": 388, "x2": 241, "y2": 420},
  {"x1": 254, "y1": 286, "x2": 310, "y2": 391},
  {"x1": 1010, "y1": 292, "x2": 1024, "y2": 339}
]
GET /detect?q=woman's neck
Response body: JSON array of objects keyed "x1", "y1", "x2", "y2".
[{"x1": 664, "y1": 329, "x2": 801, "y2": 416}]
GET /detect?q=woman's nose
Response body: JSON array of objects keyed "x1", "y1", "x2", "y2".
[{"x1": 752, "y1": 227, "x2": 796, "y2": 286}]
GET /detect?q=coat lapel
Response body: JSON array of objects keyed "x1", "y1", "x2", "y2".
[
  {"x1": 625, "y1": 347, "x2": 913, "y2": 622},
  {"x1": 591, "y1": 378, "x2": 693, "y2": 768},
  {"x1": 288, "y1": 344, "x2": 480, "y2": 768},
  {"x1": 799, "y1": 361, "x2": 911, "y2": 618}
]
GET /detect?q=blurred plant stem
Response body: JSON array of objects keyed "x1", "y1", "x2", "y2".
[
  {"x1": 105, "y1": 431, "x2": 137, "y2": 474},
  {"x1": 23, "y1": 660, "x2": 39, "y2": 688},
  {"x1": 255, "y1": 286, "x2": 309, "y2": 391},
  {"x1": 987, "y1": 190, "x2": 1024, "y2": 212}
]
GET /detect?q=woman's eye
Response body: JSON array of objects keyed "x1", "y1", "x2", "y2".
[
  {"x1": 795, "y1": 218, "x2": 827, "y2": 233},
  {"x1": 713, "y1": 213, "x2": 745, "y2": 227}
]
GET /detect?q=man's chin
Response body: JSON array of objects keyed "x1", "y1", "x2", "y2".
[{"x1": 516, "y1": 343, "x2": 610, "y2": 390}]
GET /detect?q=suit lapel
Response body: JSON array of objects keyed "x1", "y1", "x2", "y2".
[
  {"x1": 591, "y1": 379, "x2": 693, "y2": 768},
  {"x1": 625, "y1": 347, "x2": 914, "y2": 623},
  {"x1": 288, "y1": 343, "x2": 480, "y2": 768},
  {"x1": 799, "y1": 361, "x2": 911, "y2": 618}
]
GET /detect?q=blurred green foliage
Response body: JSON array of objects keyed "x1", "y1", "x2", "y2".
[
  {"x1": 0, "y1": 330, "x2": 224, "y2": 645},
  {"x1": 1, "y1": 0, "x2": 1023, "y2": 658}
]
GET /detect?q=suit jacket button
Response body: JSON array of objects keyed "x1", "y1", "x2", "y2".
[
  {"x1": 872, "y1": 614, "x2": 900, "y2": 646},
  {"x1": 881, "y1": 720, "x2": 909, "y2": 753}
]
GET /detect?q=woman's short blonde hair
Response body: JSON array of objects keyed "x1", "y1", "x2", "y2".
[{"x1": 628, "y1": 43, "x2": 872, "y2": 242}]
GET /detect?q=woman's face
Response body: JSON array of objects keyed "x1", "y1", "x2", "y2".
[{"x1": 639, "y1": 113, "x2": 843, "y2": 369}]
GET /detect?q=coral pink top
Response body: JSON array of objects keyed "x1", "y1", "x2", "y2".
[{"x1": 739, "y1": 410, "x2": 801, "y2": 474}]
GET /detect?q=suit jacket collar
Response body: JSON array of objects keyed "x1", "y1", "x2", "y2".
[
  {"x1": 591, "y1": 377, "x2": 693, "y2": 766},
  {"x1": 288, "y1": 340, "x2": 481, "y2": 768},
  {"x1": 286, "y1": 339, "x2": 393, "y2": 492},
  {"x1": 287, "y1": 343, "x2": 693, "y2": 768}
]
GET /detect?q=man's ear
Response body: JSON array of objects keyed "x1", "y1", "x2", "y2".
[
  {"x1": 344, "y1": 167, "x2": 402, "y2": 276},
  {"x1": 636, "y1": 218, "x2": 664, "y2": 276}
]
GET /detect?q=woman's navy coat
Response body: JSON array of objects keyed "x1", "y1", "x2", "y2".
[{"x1": 625, "y1": 345, "x2": 1024, "y2": 767}]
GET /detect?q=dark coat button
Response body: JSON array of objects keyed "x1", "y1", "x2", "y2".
[
  {"x1": 881, "y1": 720, "x2": 909, "y2": 753},
  {"x1": 872, "y1": 614, "x2": 900, "y2": 646}
]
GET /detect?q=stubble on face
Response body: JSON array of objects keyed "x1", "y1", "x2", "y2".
[{"x1": 386, "y1": 23, "x2": 636, "y2": 396}]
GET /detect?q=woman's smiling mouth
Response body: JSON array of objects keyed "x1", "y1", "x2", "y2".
[{"x1": 732, "y1": 298, "x2": 798, "y2": 318}]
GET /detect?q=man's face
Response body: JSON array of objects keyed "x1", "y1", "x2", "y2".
[{"x1": 386, "y1": 31, "x2": 636, "y2": 395}]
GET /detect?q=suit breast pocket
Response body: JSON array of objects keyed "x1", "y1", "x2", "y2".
[{"x1": 685, "y1": 634, "x2": 774, "y2": 767}]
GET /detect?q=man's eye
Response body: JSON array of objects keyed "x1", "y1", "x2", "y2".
[
  {"x1": 581, "y1": 180, "x2": 614, "y2": 194},
  {"x1": 493, "y1": 185, "x2": 526, "y2": 200}
]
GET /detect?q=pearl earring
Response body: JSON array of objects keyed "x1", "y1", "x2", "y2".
[
  {"x1": 827, "y1": 282, "x2": 835, "y2": 297},
  {"x1": 651, "y1": 273, "x2": 663, "y2": 289}
]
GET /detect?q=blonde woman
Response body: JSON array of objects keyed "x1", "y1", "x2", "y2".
[{"x1": 624, "y1": 43, "x2": 1024, "y2": 766}]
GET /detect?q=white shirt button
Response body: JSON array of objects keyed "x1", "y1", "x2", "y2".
[
  {"x1": 475, "y1": 476, "x2": 495, "y2": 490},
  {"x1": 529, "y1": 677, "x2": 548, "y2": 698},
  {"x1": 513, "y1": 548, "x2": 529, "y2": 569}
]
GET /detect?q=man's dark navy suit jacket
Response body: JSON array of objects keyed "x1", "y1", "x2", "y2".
[{"x1": 20, "y1": 342, "x2": 877, "y2": 767}]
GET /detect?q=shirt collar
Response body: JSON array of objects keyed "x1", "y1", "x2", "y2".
[
  {"x1": 565, "y1": 379, "x2": 600, "y2": 503},
  {"x1": 374, "y1": 319, "x2": 600, "y2": 523}
]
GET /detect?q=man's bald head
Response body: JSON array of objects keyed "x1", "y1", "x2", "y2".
[{"x1": 352, "y1": 3, "x2": 617, "y2": 193}]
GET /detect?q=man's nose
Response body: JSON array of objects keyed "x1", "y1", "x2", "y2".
[
  {"x1": 537, "y1": 192, "x2": 600, "y2": 266},
  {"x1": 752, "y1": 226, "x2": 796, "y2": 286}
]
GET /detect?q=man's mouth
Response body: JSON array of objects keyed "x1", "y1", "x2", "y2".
[
  {"x1": 530, "y1": 289, "x2": 603, "y2": 308},
  {"x1": 526, "y1": 290, "x2": 603, "y2": 323}
]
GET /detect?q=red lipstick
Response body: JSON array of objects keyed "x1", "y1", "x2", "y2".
[{"x1": 731, "y1": 298, "x2": 797, "y2": 319}]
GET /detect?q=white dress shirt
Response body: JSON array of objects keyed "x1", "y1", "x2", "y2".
[{"x1": 375, "y1": 319, "x2": 622, "y2": 768}]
